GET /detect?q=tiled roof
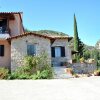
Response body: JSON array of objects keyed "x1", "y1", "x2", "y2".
[
  {"x1": 0, "y1": 12, "x2": 23, "y2": 14},
  {"x1": 7, "y1": 32, "x2": 73, "y2": 40},
  {"x1": 0, "y1": 12, "x2": 25, "y2": 33}
]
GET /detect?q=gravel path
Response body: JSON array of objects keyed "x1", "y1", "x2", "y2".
[{"x1": 0, "y1": 77, "x2": 100, "y2": 100}]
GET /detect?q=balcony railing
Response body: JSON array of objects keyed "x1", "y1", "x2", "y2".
[
  {"x1": 0, "y1": 26, "x2": 10, "y2": 39},
  {"x1": 0, "y1": 27, "x2": 10, "y2": 34}
]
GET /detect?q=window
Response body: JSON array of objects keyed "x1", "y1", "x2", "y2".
[
  {"x1": 55, "y1": 47, "x2": 61, "y2": 57},
  {"x1": 51, "y1": 46, "x2": 65, "y2": 57},
  {"x1": 27, "y1": 44, "x2": 36, "y2": 56},
  {"x1": 0, "y1": 19, "x2": 7, "y2": 33},
  {"x1": 0, "y1": 45, "x2": 4, "y2": 56}
]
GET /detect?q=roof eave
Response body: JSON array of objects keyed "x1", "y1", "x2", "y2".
[{"x1": 7, "y1": 32, "x2": 73, "y2": 41}]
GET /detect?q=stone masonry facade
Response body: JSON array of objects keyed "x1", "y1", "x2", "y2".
[
  {"x1": 11, "y1": 35, "x2": 51, "y2": 70},
  {"x1": 72, "y1": 63, "x2": 97, "y2": 74},
  {"x1": 51, "y1": 39, "x2": 72, "y2": 66}
]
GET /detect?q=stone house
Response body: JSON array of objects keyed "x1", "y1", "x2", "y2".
[{"x1": 0, "y1": 12, "x2": 72, "y2": 71}]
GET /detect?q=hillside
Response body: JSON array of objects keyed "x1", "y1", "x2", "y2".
[
  {"x1": 36, "y1": 30, "x2": 68, "y2": 36},
  {"x1": 25, "y1": 29, "x2": 98, "y2": 51}
]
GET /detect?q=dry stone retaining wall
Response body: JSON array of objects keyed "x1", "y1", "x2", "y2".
[{"x1": 72, "y1": 63, "x2": 97, "y2": 74}]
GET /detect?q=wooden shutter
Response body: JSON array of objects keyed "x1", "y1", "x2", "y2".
[
  {"x1": 51, "y1": 47, "x2": 55, "y2": 57},
  {"x1": 0, "y1": 45, "x2": 4, "y2": 56},
  {"x1": 61, "y1": 47, "x2": 65, "y2": 57}
]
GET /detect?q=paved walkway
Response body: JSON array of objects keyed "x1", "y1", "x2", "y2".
[
  {"x1": 53, "y1": 67, "x2": 73, "y2": 78},
  {"x1": 0, "y1": 77, "x2": 100, "y2": 100}
]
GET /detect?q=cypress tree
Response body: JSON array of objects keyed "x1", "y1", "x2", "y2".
[
  {"x1": 74, "y1": 14, "x2": 84, "y2": 60},
  {"x1": 74, "y1": 14, "x2": 79, "y2": 52},
  {"x1": 73, "y1": 14, "x2": 84, "y2": 60}
]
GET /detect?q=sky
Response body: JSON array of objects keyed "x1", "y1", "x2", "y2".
[{"x1": 0, "y1": 0, "x2": 100, "y2": 46}]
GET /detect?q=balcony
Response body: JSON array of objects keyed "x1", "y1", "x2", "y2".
[
  {"x1": 0, "y1": 13, "x2": 17, "y2": 39},
  {"x1": 0, "y1": 27, "x2": 10, "y2": 39}
]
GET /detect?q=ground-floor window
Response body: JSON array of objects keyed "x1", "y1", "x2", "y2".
[
  {"x1": 27, "y1": 44, "x2": 36, "y2": 56},
  {"x1": 55, "y1": 47, "x2": 61, "y2": 57},
  {"x1": 0, "y1": 45, "x2": 4, "y2": 56},
  {"x1": 51, "y1": 46, "x2": 65, "y2": 57}
]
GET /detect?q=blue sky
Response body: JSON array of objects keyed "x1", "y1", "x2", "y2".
[{"x1": 0, "y1": 0, "x2": 100, "y2": 46}]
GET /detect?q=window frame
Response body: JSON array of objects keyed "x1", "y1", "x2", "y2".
[
  {"x1": 55, "y1": 46, "x2": 61, "y2": 57},
  {"x1": 51, "y1": 46, "x2": 65, "y2": 58},
  {"x1": 0, "y1": 19, "x2": 7, "y2": 34},
  {"x1": 27, "y1": 44, "x2": 36, "y2": 56}
]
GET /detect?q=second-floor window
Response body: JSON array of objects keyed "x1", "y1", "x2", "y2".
[
  {"x1": 0, "y1": 45, "x2": 4, "y2": 56},
  {"x1": 27, "y1": 44, "x2": 36, "y2": 56},
  {"x1": 0, "y1": 19, "x2": 7, "y2": 34}
]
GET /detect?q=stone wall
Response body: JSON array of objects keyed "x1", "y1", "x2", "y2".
[
  {"x1": 51, "y1": 39, "x2": 72, "y2": 66},
  {"x1": 11, "y1": 35, "x2": 51, "y2": 71},
  {"x1": 72, "y1": 63, "x2": 97, "y2": 74}
]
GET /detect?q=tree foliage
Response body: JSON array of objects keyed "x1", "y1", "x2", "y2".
[
  {"x1": 73, "y1": 14, "x2": 84, "y2": 59},
  {"x1": 95, "y1": 39, "x2": 100, "y2": 49},
  {"x1": 74, "y1": 14, "x2": 79, "y2": 52},
  {"x1": 36, "y1": 30, "x2": 68, "y2": 36}
]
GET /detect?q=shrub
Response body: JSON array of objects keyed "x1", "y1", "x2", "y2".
[
  {"x1": 31, "y1": 69, "x2": 53, "y2": 79},
  {"x1": 72, "y1": 58, "x2": 77, "y2": 63},
  {"x1": 97, "y1": 60, "x2": 100, "y2": 67},
  {"x1": 80, "y1": 57, "x2": 85, "y2": 63},
  {"x1": 9, "y1": 66, "x2": 33, "y2": 79},
  {"x1": 24, "y1": 56, "x2": 40, "y2": 70},
  {"x1": 9, "y1": 52, "x2": 53, "y2": 79},
  {"x1": 40, "y1": 69, "x2": 53, "y2": 79},
  {"x1": 0, "y1": 67, "x2": 9, "y2": 79},
  {"x1": 24, "y1": 52, "x2": 53, "y2": 76},
  {"x1": 9, "y1": 72, "x2": 30, "y2": 79}
]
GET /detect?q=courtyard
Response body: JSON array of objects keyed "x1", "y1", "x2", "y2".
[{"x1": 0, "y1": 77, "x2": 100, "y2": 100}]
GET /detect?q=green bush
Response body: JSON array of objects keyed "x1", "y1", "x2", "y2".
[
  {"x1": 9, "y1": 52, "x2": 53, "y2": 79},
  {"x1": 31, "y1": 69, "x2": 53, "y2": 79},
  {"x1": 97, "y1": 60, "x2": 100, "y2": 66},
  {"x1": 80, "y1": 57, "x2": 85, "y2": 63},
  {"x1": 9, "y1": 72, "x2": 30, "y2": 79},
  {"x1": 0, "y1": 67, "x2": 9, "y2": 79},
  {"x1": 9, "y1": 66, "x2": 32, "y2": 79},
  {"x1": 72, "y1": 58, "x2": 77, "y2": 63}
]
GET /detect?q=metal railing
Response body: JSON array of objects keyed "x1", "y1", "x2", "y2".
[{"x1": 0, "y1": 27, "x2": 9, "y2": 34}]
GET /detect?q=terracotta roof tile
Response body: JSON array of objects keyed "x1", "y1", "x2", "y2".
[
  {"x1": 0, "y1": 12, "x2": 23, "y2": 14},
  {"x1": 7, "y1": 32, "x2": 73, "y2": 40}
]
